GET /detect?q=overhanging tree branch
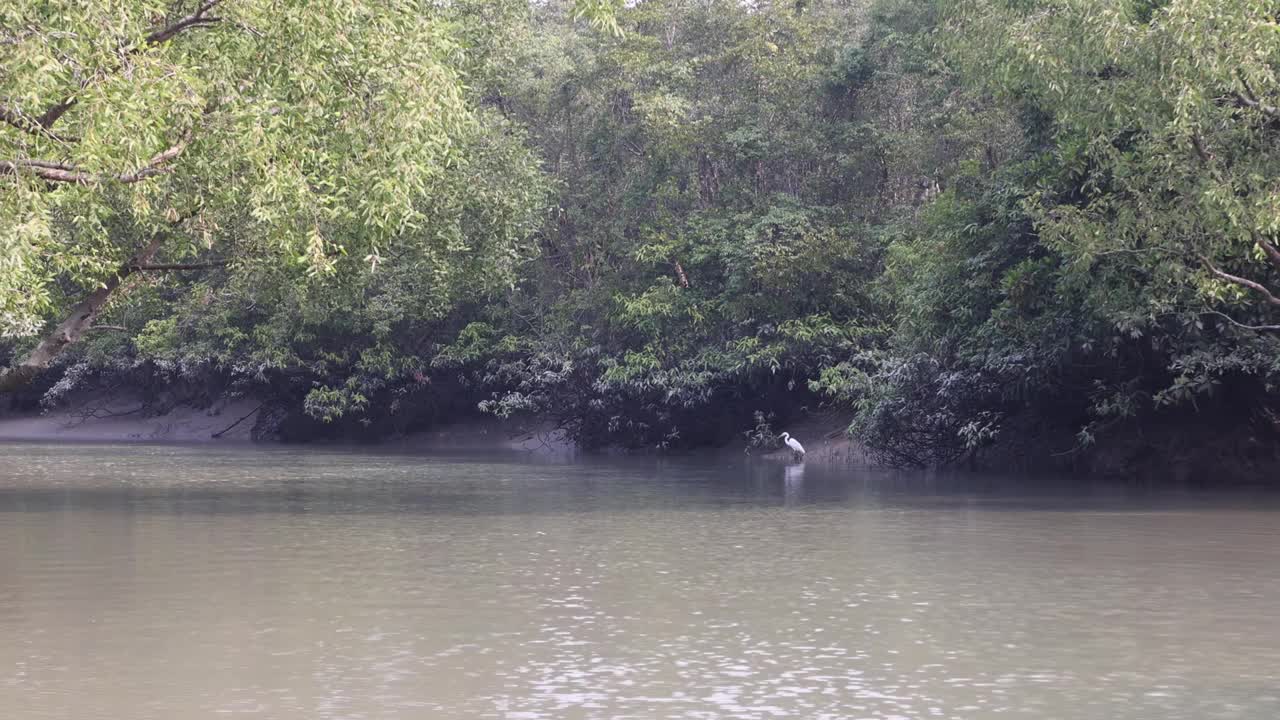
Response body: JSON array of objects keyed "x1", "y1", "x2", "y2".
[
  {"x1": 1189, "y1": 133, "x2": 1212, "y2": 164},
  {"x1": 0, "y1": 209, "x2": 199, "y2": 393},
  {"x1": 1, "y1": 134, "x2": 191, "y2": 185},
  {"x1": 118, "y1": 135, "x2": 192, "y2": 182},
  {"x1": 145, "y1": 1, "x2": 225, "y2": 45},
  {"x1": 31, "y1": 1, "x2": 226, "y2": 133},
  {"x1": 1235, "y1": 90, "x2": 1280, "y2": 118},
  {"x1": 0, "y1": 105, "x2": 78, "y2": 142},
  {"x1": 211, "y1": 401, "x2": 264, "y2": 438},
  {"x1": 0, "y1": 234, "x2": 169, "y2": 393},
  {"x1": 1254, "y1": 234, "x2": 1280, "y2": 274},
  {"x1": 33, "y1": 100, "x2": 77, "y2": 133},
  {"x1": 1200, "y1": 255, "x2": 1280, "y2": 306},
  {"x1": 1200, "y1": 311, "x2": 1280, "y2": 333},
  {"x1": 1235, "y1": 73, "x2": 1280, "y2": 119}
]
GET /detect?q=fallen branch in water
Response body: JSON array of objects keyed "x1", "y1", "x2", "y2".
[{"x1": 211, "y1": 402, "x2": 264, "y2": 439}]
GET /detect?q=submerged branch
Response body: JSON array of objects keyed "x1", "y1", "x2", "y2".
[{"x1": 211, "y1": 402, "x2": 264, "y2": 439}]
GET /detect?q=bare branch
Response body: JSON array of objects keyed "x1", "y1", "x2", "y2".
[
  {"x1": 228, "y1": 19, "x2": 264, "y2": 38},
  {"x1": 1254, "y1": 234, "x2": 1280, "y2": 275},
  {"x1": 145, "y1": 1, "x2": 225, "y2": 45},
  {"x1": 1201, "y1": 311, "x2": 1280, "y2": 333},
  {"x1": 60, "y1": 402, "x2": 146, "y2": 427},
  {"x1": 84, "y1": 325, "x2": 129, "y2": 332},
  {"x1": 673, "y1": 260, "x2": 689, "y2": 288},
  {"x1": 10, "y1": 158, "x2": 78, "y2": 171},
  {"x1": 1200, "y1": 255, "x2": 1280, "y2": 306},
  {"x1": 1, "y1": 28, "x2": 37, "y2": 46},
  {"x1": 0, "y1": 104, "x2": 78, "y2": 142},
  {"x1": 1235, "y1": 92, "x2": 1280, "y2": 118},
  {"x1": 0, "y1": 159, "x2": 94, "y2": 183},
  {"x1": 34, "y1": 98, "x2": 78, "y2": 130},
  {"x1": 2, "y1": 133, "x2": 192, "y2": 185},
  {"x1": 1236, "y1": 74, "x2": 1280, "y2": 119},
  {"x1": 211, "y1": 401, "x2": 264, "y2": 439},
  {"x1": 2, "y1": 160, "x2": 135, "y2": 184},
  {"x1": 130, "y1": 260, "x2": 227, "y2": 271},
  {"x1": 1189, "y1": 133, "x2": 1212, "y2": 163},
  {"x1": 116, "y1": 135, "x2": 192, "y2": 182}
]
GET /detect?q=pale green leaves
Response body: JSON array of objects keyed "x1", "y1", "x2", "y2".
[
  {"x1": 571, "y1": 0, "x2": 624, "y2": 38},
  {"x1": 1, "y1": 0, "x2": 494, "y2": 337},
  {"x1": 0, "y1": 190, "x2": 53, "y2": 337}
]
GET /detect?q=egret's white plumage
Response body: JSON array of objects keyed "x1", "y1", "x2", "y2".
[{"x1": 780, "y1": 432, "x2": 805, "y2": 457}]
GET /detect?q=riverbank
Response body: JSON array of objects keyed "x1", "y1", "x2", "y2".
[
  {"x1": 4, "y1": 393, "x2": 1277, "y2": 483},
  {"x1": 0, "y1": 395, "x2": 262, "y2": 444},
  {"x1": 0, "y1": 393, "x2": 866, "y2": 463},
  {"x1": 0, "y1": 400, "x2": 567, "y2": 455}
]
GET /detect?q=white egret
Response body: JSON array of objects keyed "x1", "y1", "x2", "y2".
[{"x1": 780, "y1": 432, "x2": 805, "y2": 460}]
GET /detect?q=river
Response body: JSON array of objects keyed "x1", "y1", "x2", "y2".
[{"x1": 1, "y1": 442, "x2": 1278, "y2": 719}]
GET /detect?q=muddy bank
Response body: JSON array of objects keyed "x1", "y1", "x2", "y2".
[
  {"x1": 6, "y1": 391, "x2": 1273, "y2": 483},
  {"x1": 0, "y1": 391, "x2": 860, "y2": 463},
  {"x1": 0, "y1": 390, "x2": 577, "y2": 456},
  {"x1": 734, "y1": 416, "x2": 867, "y2": 465},
  {"x1": 0, "y1": 394, "x2": 262, "y2": 444}
]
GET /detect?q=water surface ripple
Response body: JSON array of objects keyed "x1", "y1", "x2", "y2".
[{"x1": 1, "y1": 443, "x2": 1278, "y2": 719}]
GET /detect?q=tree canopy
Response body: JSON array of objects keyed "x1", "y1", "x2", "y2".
[
  {"x1": 4, "y1": 0, "x2": 1279, "y2": 473},
  {"x1": 1, "y1": 0, "x2": 574, "y2": 395}
]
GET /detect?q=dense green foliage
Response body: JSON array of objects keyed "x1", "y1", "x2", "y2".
[
  {"x1": 852, "y1": 0, "x2": 1280, "y2": 466},
  {"x1": 5, "y1": 0, "x2": 1280, "y2": 469},
  {"x1": 2, "y1": 0, "x2": 482, "y2": 327}
]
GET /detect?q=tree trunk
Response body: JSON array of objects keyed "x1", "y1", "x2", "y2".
[{"x1": 0, "y1": 235, "x2": 165, "y2": 393}]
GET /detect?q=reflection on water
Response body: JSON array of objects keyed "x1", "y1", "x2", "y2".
[
  {"x1": 1, "y1": 442, "x2": 1279, "y2": 719},
  {"x1": 783, "y1": 462, "x2": 805, "y2": 506}
]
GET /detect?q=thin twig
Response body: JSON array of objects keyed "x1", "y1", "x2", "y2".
[{"x1": 1200, "y1": 310, "x2": 1280, "y2": 333}]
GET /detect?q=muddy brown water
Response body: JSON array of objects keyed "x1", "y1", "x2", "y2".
[{"x1": 1, "y1": 442, "x2": 1278, "y2": 719}]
